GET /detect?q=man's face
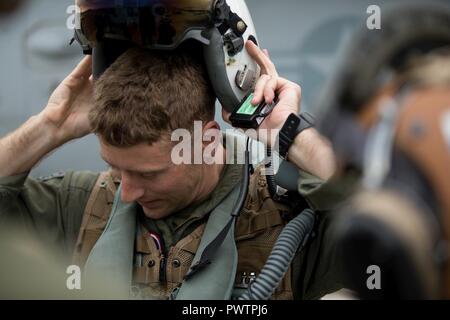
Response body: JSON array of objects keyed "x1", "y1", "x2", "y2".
[{"x1": 99, "y1": 137, "x2": 203, "y2": 220}]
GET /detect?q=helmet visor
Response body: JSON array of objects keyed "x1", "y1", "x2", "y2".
[{"x1": 75, "y1": 0, "x2": 214, "y2": 50}]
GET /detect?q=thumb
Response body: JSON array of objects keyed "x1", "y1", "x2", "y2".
[{"x1": 221, "y1": 107, "x2": 231, "y2": 123}]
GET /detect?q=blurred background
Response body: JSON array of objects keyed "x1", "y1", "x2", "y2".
[{"x1": 0, "y1": 0, "x2": 449, "y2": 177}]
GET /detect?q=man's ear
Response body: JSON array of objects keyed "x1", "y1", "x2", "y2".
[
  {"x1": 203, "y1": 120, "x2": 220, "y2": 132},
  {"x1": 201, "y1": 120, "x2": 221, "y2": 144}
]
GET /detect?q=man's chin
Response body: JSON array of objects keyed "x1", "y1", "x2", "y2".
[{"x1": 141, "y1": 204, "x2": 172, "y2": 220}]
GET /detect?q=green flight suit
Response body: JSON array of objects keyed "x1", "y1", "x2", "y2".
[{"x1": 0, "y1": 163, "x2": 346, "y2": 299}]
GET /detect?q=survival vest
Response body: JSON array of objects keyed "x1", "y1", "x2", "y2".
[{"x1": 72, "y1": 165, "x2": 299, "y2": 299}]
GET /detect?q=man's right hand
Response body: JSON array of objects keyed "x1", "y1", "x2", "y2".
[
  {"x1": 0, "y1": 56, "x2": 94, "y2": 177},
  {"x1": 41, "y1": 56, "x2": 94, "y2": 143}
]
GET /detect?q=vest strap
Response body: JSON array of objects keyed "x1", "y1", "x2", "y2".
[
  {"x1": 175, "y1": 185, "x2": 241, "y2": 300},
  {"x1": 83, "y1": 185, "x2": 137, "y2": 298}
]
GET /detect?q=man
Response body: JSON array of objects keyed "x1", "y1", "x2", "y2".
[
  {"x1": 0, "y1": 40, "x2": 341, "y2": 299},
  {"x1": 314, "y1": 4, "x2": 450, "y2": 299}
]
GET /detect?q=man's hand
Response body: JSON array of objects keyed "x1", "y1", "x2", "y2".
[
  {"x1": 223, "y1": 41, "x2": 336, "y2": 180},
  {"x1": 245, "y1": 41, "x2": 301, "y2": 132},
  {"x1": 41, "y1": 55, "x2": 94, "y2": 143},
  {"x1": 0, "y1": 56, "x2": 94, "y2": 177},
  {"x1": 223, "y1": 41, "x2": 301, "y2": 146}
]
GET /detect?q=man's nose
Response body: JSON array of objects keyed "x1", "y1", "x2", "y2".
[{"x1": 120, "y1": 173, "x2": 145, "y2": 203}]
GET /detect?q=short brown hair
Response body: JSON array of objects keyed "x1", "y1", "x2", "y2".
[{"x1": 89, "y1": 45, "x2": 216, "y2": 147}]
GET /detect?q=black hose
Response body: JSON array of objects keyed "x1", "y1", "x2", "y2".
[
  {"x1": 265, "y1": 146, "x2": 278, "y2": 199},
  {"x1": 239, "y1": 208, "x2": 315, "y2": 300}
]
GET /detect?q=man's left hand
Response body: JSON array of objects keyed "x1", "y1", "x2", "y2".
[
  {"x1": 222, "y1": 41, "x2": 336, "y2": 180},
  {"x1": 222, "y1": 40, "x2": 301, "y2": 147}
]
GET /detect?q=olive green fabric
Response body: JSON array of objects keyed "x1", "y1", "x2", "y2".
[
  {"x1": 0, "y1": 171, "x2": 99, "y2": 257},
  {"x1": 298, "y1": 170, "x2": 356, "y2": 212},
  {"x1": 0, "y1": 165, "x2": 347, "y2": 299},
  {"x1": 291, "y1": 208, "x2": 344, "y2": 299},
  {"x1": 176, "y1": 185, "x2": 241, "y2": 300},
  {"x1": 83, "y1": 185, "x2": 138, "y2": 298}
]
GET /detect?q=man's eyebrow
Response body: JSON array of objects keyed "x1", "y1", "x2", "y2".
[{"x1": 100, "y1": 155, "x2": 170, "y2": 174}]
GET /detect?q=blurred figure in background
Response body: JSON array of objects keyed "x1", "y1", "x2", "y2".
[
  {"x1": 0, "y1": 0, "x2": 25, "y2": 15},
  {"x1": 316, "y1": 4, "x2": 450, "y2": 299},
  {"x1": 0, "y1": 0, "x2": 69, "y2": 300}
]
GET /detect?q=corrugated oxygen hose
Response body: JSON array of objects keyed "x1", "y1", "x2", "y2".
[{"x1": 238, "y1": 208, "x2": 315, "y2": 300}]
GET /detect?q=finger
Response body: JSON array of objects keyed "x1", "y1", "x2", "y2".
[
  {"x1": 70, "y1": 55, "x2": 93, "y2": 80},
  {"x1": 63, "y1": 56, "x2": 93, "y2": 90},
  {"x1": 245, "y1": 41, "x2": 278, "y2": 76},
  {"x1": 263, "y1": 49, "x2": 270, "y2": 58},
  {"x1": 260, "y1": 75, "x2": 288, "y2": 104},
  {"x1": 277, "y1": 79, "x2": 302, "y2": 113},
  {"x1": 221, "y1": 108, "x2": 231, "y2": 123},
  {"x1": 252, "y1": 74, "x2": 271, "y2": 104},
  {"x1": 263, "y1": 76, "x2": 278, "y2": 103},
  {"x1": 280, "y1": 79, "x2": 302, "y2": 102}
]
